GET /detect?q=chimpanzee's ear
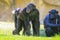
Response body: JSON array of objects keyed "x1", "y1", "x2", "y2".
[
  {"x1": 56, "y1": 11, "x2": 58, "y2": 13},
  {"x1": 49, "y1": 11, "x2": 51, "y2": 13}
]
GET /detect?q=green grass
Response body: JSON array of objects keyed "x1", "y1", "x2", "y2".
[
  {"x1": 0, "y1": 22, "x2": 60, "y2": 40},
  {"x1": 0, "y1": 35, "x2": 60, "y2": 40},
  {"x1": 0, "y1": 32, "x2": 60, "y2": 40}
]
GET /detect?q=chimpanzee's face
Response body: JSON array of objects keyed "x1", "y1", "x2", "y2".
[
  {"x1": 26, "y1": 5, "x2": 34, "y2": 13},
  {"x1": 50, "y1": 13, "x2": 58, "y2": 19},
  {"x1": 26, "y1": 7, "x2": 31, "y2": 13}
]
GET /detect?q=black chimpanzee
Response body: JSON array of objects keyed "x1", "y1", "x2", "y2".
[
  {"x1": 12, "y1": 8, "x2": 31, "y2": 36},
  {"x1": 26, "y1": 3, "x2": 40, "y2": 36},
  {"x1": 44, "y1": 9, "x2": 60, "y2": 37},
  {"x1": 12, "y1": 8, "x2": 22, "y2": 35}
]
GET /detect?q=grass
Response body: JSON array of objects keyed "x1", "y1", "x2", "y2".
[{"x1": 0, "y1": 22, "x2": 60, "y2": 40}]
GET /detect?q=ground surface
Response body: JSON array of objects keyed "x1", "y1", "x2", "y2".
[{"x1": 0, "y1": 22, "x2": 60, "y2": 40}]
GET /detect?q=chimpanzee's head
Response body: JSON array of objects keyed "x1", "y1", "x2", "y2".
[
  {"x1": 15, "y1": 8, "x2": 21, "y2": 14},
  {"x1": 26, "y1": 3, "x2": 36, "y2": 13},
  {"x1": 49, "y1": 9, "x2": 58, "y2": 19},
  {"x1": 12, "y1": 8, "x2": 22, "y2": 14}
]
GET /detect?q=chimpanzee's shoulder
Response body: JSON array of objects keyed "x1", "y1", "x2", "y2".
[
  {"x1": 34, "y1": 9, "x2": 39, "y2": 12},
  {"x1": 22, "y1": 8, "x2": 26, "y2": 11}
]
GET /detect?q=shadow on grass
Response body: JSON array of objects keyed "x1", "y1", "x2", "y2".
[{"x1": 40, "y1": 30, "x2": 46, "y2": 37}]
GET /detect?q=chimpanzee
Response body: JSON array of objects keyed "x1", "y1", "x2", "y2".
[
  {"x1": 26, "y1": 3, "x2": 40, "y2": 36},
  {"x1": 44, "y1": 9, "x2": 60, "y2": 37},
  {"x1": 12, "y1": 8, "x2": 31, "y2": 36}
]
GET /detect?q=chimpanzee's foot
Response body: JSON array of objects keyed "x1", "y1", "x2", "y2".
[
  {"x1": 13, "y1": 30, "x2": 20, "y2": 35},
  {"x1": 33, "y1": 34, "x2": 40, "y2": 36},
  {"x1": 46, "y1": 32, "x2": 55, "y2": 37}
]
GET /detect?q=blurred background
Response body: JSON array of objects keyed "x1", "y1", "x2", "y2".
[{"x1": 0, "y1": 0, "x2": 60, "y2": 24}]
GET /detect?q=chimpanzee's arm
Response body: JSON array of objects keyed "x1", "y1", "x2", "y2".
[{"x1": 44, "y1": 15, "x2": 60, "y2": 27}]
